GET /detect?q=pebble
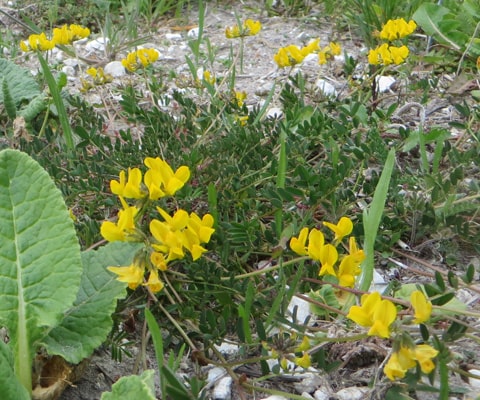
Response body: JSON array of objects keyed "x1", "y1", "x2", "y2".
[
  {"x1": 188, "y1": 27, "x2": 200, "y2": 39},
  {"x1": 207, "y1": 366, "x2": 227, "y2": 382},
  {"x1": 260, "y1": 396, "x2": 288, "y2": 400},
  {"x1": 469, "y1": 369, "x2": 480, "y2": 388},
  {"x1": 315, "y1": 78, "x2": 337, "y2": 97},
  {"x1": 165, "y1": 33, "x2": 183, "y2": 41},
  {"x1": 293, "y1": 373, "x2": 324, "y2": 394},
  {"x1": 61, "y1": 66, "x2": 76, "y2": 79},
  {"x1": 255, "y1": 82, "x2": 274, "y2": 97},
  {"x1": 314, "y1": 388, "x2": 330, "y2": 400},
  {"x1": 376, "y1": 75, "x2": 396, "y2": 93},
  {"x1": 287, "y1": 295, "x2": 313, "y2": 325},
  {"x1": 214, "y1": 342, "x2": 239, "y2": 357},
  {"x1": 370, "y1": 269, "x2": 388, "y2": 292},
  {"x1": 104, "y1": 61, "x2": 126, "y2": 77},
  {"x1": 336, "y1": 386, "x2": 369, "y2": 400},
  {"x1": 213, "y1": 376, "x2": 232, "y2": 400},
  {"x1": 63, "y1": 58, "x2": 79, "y2": 68},
  {"x1": 85, "y1": 37, "x2": 109, "y2": 54}
]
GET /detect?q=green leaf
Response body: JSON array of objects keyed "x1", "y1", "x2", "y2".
[
  {"x1": 413, "y1": 4, "x2": 461, "y2": 51},
  {"x1": 101, "y1": 370, "x2": 156, "y2": 400},
  {"x1": 43, "y1": 241, "x2": 142, "y2": 364},
  {"x1": 0, "y1": 59, "x2": 40, "y2": 105},
  {"x1": 0, "y1": 149, "x2": 83, "y2": 392},
  {"x1": 0, "y1": 342, "x2": 30, "y2": 400}
]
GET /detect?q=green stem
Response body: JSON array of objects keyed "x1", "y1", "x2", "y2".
[
  {"x1": 221, "y1": 256, "x2": 309, "y2": 280},
  {"x1": 37, "y1": 52, "x2": 74, "y2": 151}
]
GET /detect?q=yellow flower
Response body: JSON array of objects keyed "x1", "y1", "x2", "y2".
[
  {"x1": 19, "y1": 40, "x2": 30, "y2": 52},
  {"x1": 414, "y1": 344, "x2": 438, "y2": 374},
  {"x1": 107, "y1": 263, "x2": 144, "y2": 290},
  {"x1": 203, "y1": 70, "x2": 215, "y2": 85},
  {"x1": 389, "y1": 45, "x2": 409, "y2": 64},
  {"x1": 318, "y1": 243, "x2": 338, "y2": 277},
  {"x1": 122, "y1": 48, "x2": 159, "y2": 72},
  {"x1": 337, "y1": 237, "x2": 364, "y2": 287},
  {"x1": 347, "y1": 292, "x2": 397, "y2": 338},
  {"x1": 69, "y1": 24, "x2": 90, "y2": 40},
  {"x1": 368, "y1": 43, "x2": 409, "y2": 66},
  {"x1": 294, "y1": 336, "x2": 310, "y2": 352},
  {"x1": 244, "y1": 19, "x2": 262, "y2": 36},
  {"x1": 144, "y1": 269, "x2": 164, "y2": 293},
  {"x1": 150, "y1": 208, "x2": 189, "y2": 261},
  {"x1": 100, "y1": 206, "x2": 139, "y2": 242},
  {"x1": 110, "y1": 168, "x2": 146, "y2": 199},
  {"x1": 384, "y1": 346, "x2": 416, "y2": 380},
  {"x1": 273, "y1": 45, "x2": 305, "y2": 68},
  {"x1": 235, "y1": 91, "x2": 247, "y2": 107},
  {"x1": 28, "y1": 33, "x2": 56, "y2": 51},
  {"x1": 305, "y1": 228, "x2": 324, "y2": 260},
  {"x1": 410, "y1": 290, "x2": 432, "y2": 324},
  {"x1": 225, "y1": 19, "x2": 261, "y2": 38},
  {"x1": 318, "y1": 51, "x2": 328, "y2": 65},
  {"x1": 290, "y1": 227, "x2": 309, "y2": 256},
  {"x1": 294, "y1": 352, "x2": 311, "y2": 369},
  {"x1": 143, "y1": 157, "x2": 190, "y2": 199},
  {"x1": 384, "y1": 344, "x2": 438, "y2": 381},
  {"x1": 52, "y1": 25, "x2": 73, "y2": 45},
  {"x1": 329, "y1": 42, "x2": 341, "y2": 56},
  {"x1": 300, "y1": 38, "x2": 320, "y2": 56},
  {"x1": 150, "y1": 251, "x2": 168, "y2": 271},
  {"x1": 323, "y1": 216, "x2": 353, "y2": 243},
  {"x1": 379, "y1": 18, "x2": 417, "y2": 41}
]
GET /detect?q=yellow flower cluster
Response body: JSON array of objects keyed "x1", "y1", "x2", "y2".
[
  {"x1": 121, "y1": 48, "x2": 159, "y2": 72},
  {"x1": 101, "y1": 157, "x2": 215, "y2": 293},
  {"x1": 347, "y1": 289, "x2": 433, "y2": 339},
  {"x1": 20, "y1": 24, "x2": 90, "y2": 52},
  {"x1": 378, "y1": 18, "x2": 417, "y2": 41},
  {"x1": 384, "y1": 343, "x2": 438, "y2": 380},
  {"x1": 225, "y1": 19, "x2": 262, "y2": 39},
  {"x1": 274, "y1": 39, "x2": 341, "y2": 68},
  {"x1": 80, "y1": 67, "x2": 113, "y2": 92},
  {"x1": 290, "y1": 217, "x2": 364, "y2": 287},
  {"x1": 368, "y1": 18, "x2": 416, "y2": 66}
]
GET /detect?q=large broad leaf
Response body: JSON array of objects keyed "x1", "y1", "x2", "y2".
[
  {"x1": 43, "y1": 241, "x2": 142, "y2": 364},
  {"x1": 0, "y1": 59, "x2": 41, "y2": 104},
  {"x1": 101, "y1": 370, "x2": 156, "y2": 400},
  {"x1": 0, "y1": 149, "x2": 83, "y2": 389},
  {"x1": 413, "y1": 4, "x2": 462, "y2": 51},
  {"x1": 0, "y1": 341, "x2": 30, "y2": 400}
]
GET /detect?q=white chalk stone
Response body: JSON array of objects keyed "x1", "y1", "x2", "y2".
[
  {"x1": 336, "y1": 386, "x2": 369, "y2": 400},
  {"x1": 469, "y1": 369, "x2": 480, "y2": 388},
  {"x1": 166, "y1": 33, "x2": 183, "y2": 41},
  {"x1": 213, "y1": 376, "x2": 232, "y2": 400},
  {"x1": 314, "y1": 388, "x2": 330, "y2": 400},
  {"x1": 315, "y1": 79, "x2": 337, "y2": 96},
  {"x1": 376, "y1": 75, "x2": 396, "y2": 93},
  {"x1": 214, "y1": 342, "x2": 239, "y2": 357},
  {"x1": 188, "y1": 27, "x2": 199, "y2": 39},
  {"x1": 104, "y1": 61, "x2": 126, "y2": 77},
  {"x1": 294, "y1": 373, "x2": 324, "y2": 394},
  {"x1": 207, "y1": 366, "x2": 226, "y2": 383},
  {"x1": 287, "y1": 295, "x2": 312, "y2": 325},
  {"x1": 260, "y1": 396, "x2": 288, "y2": 400},
  {"x1": 85, "y1": 37, "x2": 109, "y2": 53}
]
